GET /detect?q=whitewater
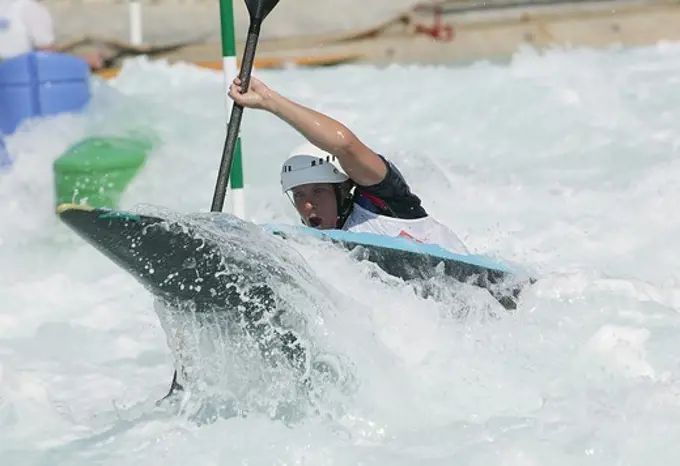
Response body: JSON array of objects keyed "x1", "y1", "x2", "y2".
[{"x1": 2, "y1": 42, "x2": 680, "y2": 465}]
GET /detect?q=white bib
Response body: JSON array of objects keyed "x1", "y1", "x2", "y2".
[{"x1": 343, "y1": 202, "x2": 470, "y2": 255}]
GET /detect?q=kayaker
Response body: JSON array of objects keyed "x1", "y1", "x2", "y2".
[{"x1": 228, "y1": 76, "x2": 469, "y2": 255}]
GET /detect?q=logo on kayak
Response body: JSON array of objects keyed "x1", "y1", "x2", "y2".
[{"x1": 398, "y1": 230, "x2": 424, "y2": 243}]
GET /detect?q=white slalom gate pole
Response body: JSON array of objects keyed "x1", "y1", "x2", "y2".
[{"x1": 128, "y1": 0, "x2": 143, "y2": 45}]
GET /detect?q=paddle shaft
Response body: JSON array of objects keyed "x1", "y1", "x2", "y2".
[
  {"x1": 163, "y1": 20, "x2": 266, "y2": 402},
  {"x1": 164, "y1": 0, "x2": 280, "y2": 402},
  {"x1": 210, "y1": 20, "x2": 263, "y2": 213}
]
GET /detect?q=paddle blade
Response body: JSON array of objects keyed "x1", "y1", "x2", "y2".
[{"x1": 245, "y1": 0, "x2": 280, "y2": 21}]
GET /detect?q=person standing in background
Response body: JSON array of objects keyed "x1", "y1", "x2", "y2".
[{"x1": 0, "y1": 0, "x2": 107, "y2": 69}]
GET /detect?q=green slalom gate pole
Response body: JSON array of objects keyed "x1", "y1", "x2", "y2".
[{"x1": 219, "y1": 0, "x2": 245, "y2": 219}]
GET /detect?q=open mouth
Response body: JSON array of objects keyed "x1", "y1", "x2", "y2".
[{"x1": 308, "y1": 217, "x2": 322, "y2": 228}]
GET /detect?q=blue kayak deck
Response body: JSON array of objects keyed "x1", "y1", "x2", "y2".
[{"x1": 262, "y1": 223, "x2": 515, "y2": 275}]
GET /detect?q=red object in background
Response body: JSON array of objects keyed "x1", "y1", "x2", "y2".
[{"x1": 412, "y1": 4, "x2": 455, "y2": 41}]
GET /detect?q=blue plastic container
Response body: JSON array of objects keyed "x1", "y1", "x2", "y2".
[{"x1": 0, "y1": 51, "x2": 91, "y2": 135}]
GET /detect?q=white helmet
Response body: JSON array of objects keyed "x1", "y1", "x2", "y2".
[{"x1": 280, "y1": 142, "x2": 348, "y2": 193}]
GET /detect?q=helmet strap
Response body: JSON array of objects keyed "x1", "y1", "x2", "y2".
[{"x1": 334, "y1": 181, "x2": 355, "y2": 229}]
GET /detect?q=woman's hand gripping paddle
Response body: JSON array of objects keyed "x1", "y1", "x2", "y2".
[{"x1": 210, "y1": 0, "x2": 282, "y2": 213}]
